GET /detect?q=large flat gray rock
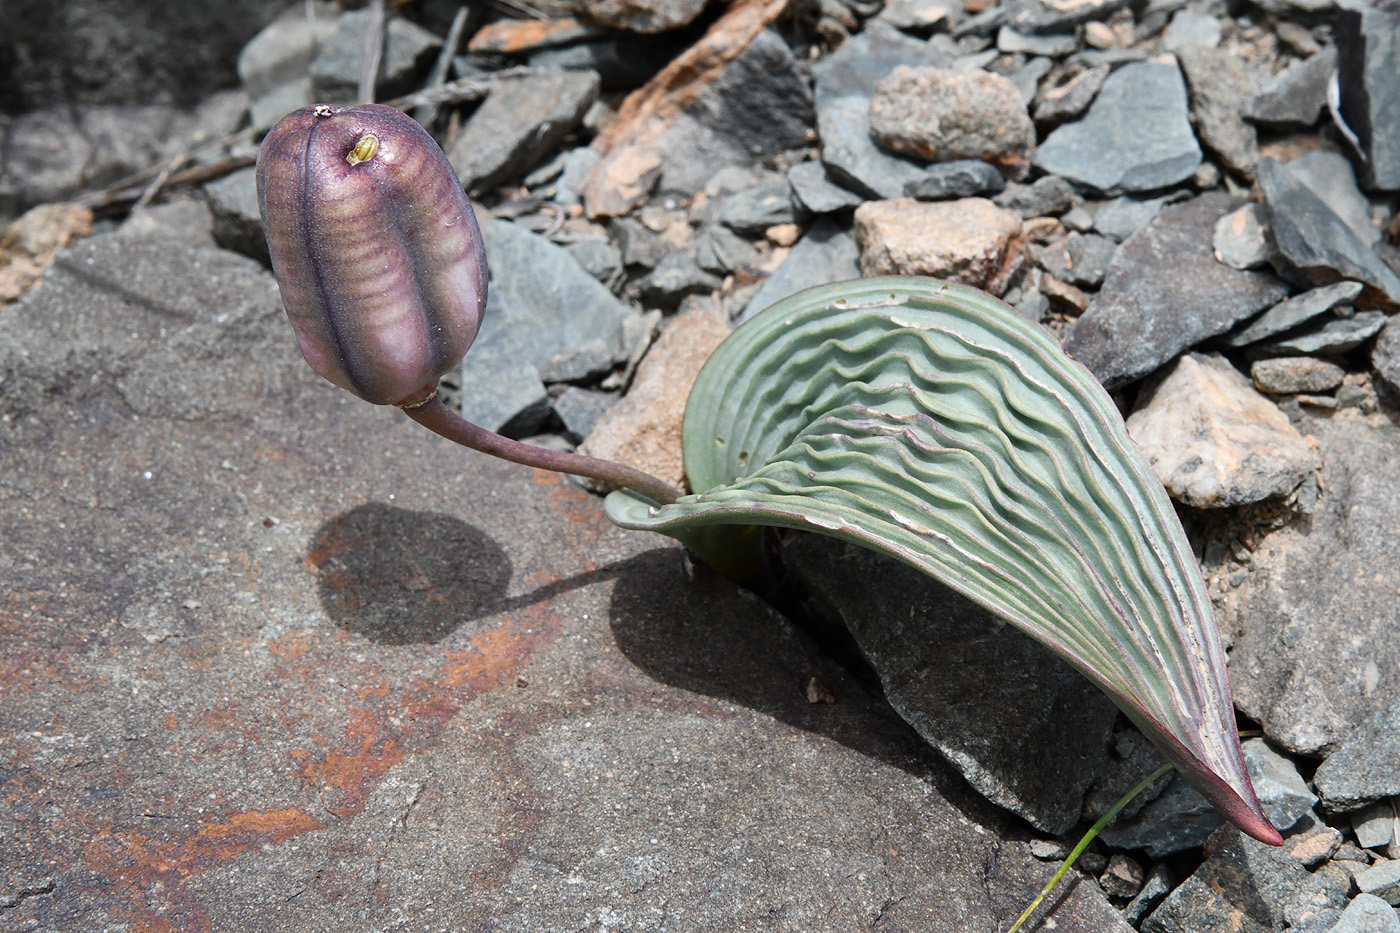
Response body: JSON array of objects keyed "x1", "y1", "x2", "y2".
[
  {"x1": 1225, "y1": 412, "x2": 1400, "y2": 756},
  {"x1": 0, "y1": 232, "x2": 1133, "y2": 931}
]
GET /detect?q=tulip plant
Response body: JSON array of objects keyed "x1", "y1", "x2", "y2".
[{"x1": 257, "y1": 103, "x2": 1283, "y2": 848}]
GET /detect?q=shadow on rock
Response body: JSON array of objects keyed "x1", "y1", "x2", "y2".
[
  {"x1": 308, "y1": 502, "x2": 518, "y2": 645},
  {"x1": 608, "y1": 546, "x2": 978, "y2": 790}
]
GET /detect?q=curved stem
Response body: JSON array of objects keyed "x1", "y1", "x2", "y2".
[{"x1": 402, "y1": 396, "x2": 682, "y2": 505}]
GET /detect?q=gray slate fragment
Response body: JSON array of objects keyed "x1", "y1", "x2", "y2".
[
  {"x1": 446, "y1": 69, "x2": 600, "y2": 193},
  {"x1": 1245, "y1": 47, "x2": 1337, "y2": 127},
  {"x1": 1163, "y1": 10, "x2": 1222, "y2": 50},
  {"x1": 471, "y1": 219, "x2": 635, "y2": 428},
  {"x1": 1258, "y1": 157, "x2": 1400, "y2": 311},
  {"x1": 1065, "y1": 192, "x2": 1289, "y2": 388},
  {"x1": 1213, "y1": 203, "x2": 1273, "y2": 270},
  {"x1": 694, "y1": 224, "x2": 759, "y2": 275},
  {"x1": 1177, "y1": 44, "x2": 1261, "y2": 177},
  {"x1": 1009, "y1": 56, "x2": 1054, "y2": 105},
  {"x1": 1219, "y1": 281, "x2": 1365, "y2": 348},
  {"x1": 997, "y1": 26, "x2": 1077, "y2": 57},
  {"x1": 1252, "y1": 311, "x2": 1387, "y2": 357},
  {"x1": 1328, "y1": 894, "x2": 1400, "y2": 933},
  {"x1": 637, "y1": 250, "x2": 723, "y2": 308},
  {"x1": 1142, "y1": 826, "x2": 1347, "y2": 933},
  {"x1": 905, "y1": 160, "x2": 1006, "y2": 200},
  {"x1": 459, "y1": 347, "x2": 551, "y2": 436},
  {"x1": 1358, "y1": 862, "x2": 1400, "y2": 907},
  {"x1": 812, "y1": 20, "x2": 954, "y2": 110},
  {"x1": 783, "y1": 536, "x2": 1118, "y2": 835},
  {"x1": 1034, "y1": 64, "x2": 1110, "y2": 124},
  {"x1": 993, "y1": 174, "x2": 1075, "y2": 216},
  {"x1": 1351, "y1": 802, "x2": 1400, "y2": 850},
  {"x1": 1124, "y1": 864, "x2": 1175, "y2": 925},
  {"x1": 819, "y1": 97, "x2": 928, "y2": 200},
  {"x1": 1336, "y1": 2, "x2": 1400, "y2": 190},
  {"x1": 309, "y1": 11, "x2": 441, "y2": 103},
  {"x1": 1004, "y1": 0, "x2": 1136, "y2": 33},
  {"x1": 551, "y1": 147, "x2": 602, "y2": 208},
  {"x1": 1032, "y1": 62, "x2": 1202, "y2": 194},
  {"x1": 788, "y1": 161, "x2": 865, "y2": 213},
  {"x1": 204, "y1": 166, "x2": 269, "y2": 267},
  {"x1": 237, "y1": 4, "x2": 339, "y2": 131},
  {"x1": 717, "y1": 175, "x2": 802, "y2": 234},
  {"x1": 738, "y1": 218, "x2": 863, "y2": 324},
  {"x1": 1243, "y1": 738, "x2": 1318, "y2": 832},
  {"x1": 1284, "y1": 150, "x2": 1383, "y2": 248},
  {"x1": 610, "y1": 216, "x2": 668, "y2": 269},
  {"x1": 1314, "y1": 698, "x2": 1400, "y2": 812},
  {"x1": 553, "y1": 386, "x2": 616, "y2": 442},
  {"x1": 1093, "y1": 192, "x2": 1187, "y2": 241},
  {"x1": 1374, "y1": 318, "x2": 1400, "y2": 394},
  {"x1": 563, "y1": 235, "x2": 624, "y2": 290},
  {"x1": 1038, "y1": 232, "x2": 1115, "y2": 287},
  {"x1": 1226, "y1": 414, "x2": 1400, "y2": 755}
]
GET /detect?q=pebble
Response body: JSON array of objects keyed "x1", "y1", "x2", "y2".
[
  {"x1": 787, "y1": 161, "x2": 865, "y2": 214},
  {"x1": 1251, "y1": 357, "x2": 1346, "y2": 395},
  {"x1": 812, "y1": 19, "x2": 952, "y2": 110},
  {"x1": 1177, "y1": 44, "x2": 1261, "y2": 177},
  {"x1": 1335, "y1": 1, "x2": 1400, "y2": 190},
  {"x1": 309, "y1": 10, "x2": 441, "y2": 102},
  {"x1": 1039, "y1": 273, "x2": 1089, "y2": 312},
  {"x1": 1124, "y1": 864, "x2": 1174, "y2": 925},
  {"x1": 1093, "y1": 192, "x2": 1187, "y2": 242},
  {"x1": 693, "y1": 224, "x2": 758, "y2": 275},
  {"x1": 1258, "y1": 157, "x2": 1400, "y2": 312},
  {"x1": 237, "y1": 4, "x2": 339, "y2": 130},
  {"x1": 1033, "y1": 64, "x2": 1109, "y2": 124},
  {"x1": 446, "y1": 69, "x2": 601, "y2": 193},
  {"x1": 1066, "y1": 192, "x2": 1289, "y2": 388},
  {"x1": 1373, "y1": 319, "x2": 1400, "y2": 395},
  {"x1": 819, "y1": 96, "x2": 928, "y2": 200},
  {"x1": 738, "y1": 219, "x2": 863, "y2": 324},
  {"x1": 1100, "y1": 854, "x2": 1145, "y2": 899},
  {"x1": 716, "y1": 174, "x2": 802, "y2": 234},
  {"x1": 1126, "y1": 353, "x2": 1319, "y2": 508},
  {"x1": 1250, "y1": 311, "x2": 1387, "y2": 357},
  {"x1": 1141, "y1": 826, "x2": 1347, "y2": 933},
  {"x1": 1213, "y1": 203, "x2": 1273, "y2": 270},
  {"x1": 993, "y1": 174, "x2": 1075, "y2": 216},
  {"x1": 869, "y1": 66, "x2": 1035, "y2": 173},
  {"x1": 853, "y1": 197, "x2": 1024, "y2": 292},
  {"x1": 1326, "y1": 894, "x2": 1400, "y2": 933},
  {"x1": 1163, "y1": 10, "x2": 1222, "y2": 50},
  {"x1": 1038, "y1": 232, "x2": 1116, "y2": 287},
  {"x1": 1285, "y1": 150, "x2": 1383, "y2": 248},
  {"x1": 1358, "y1": 862, "x2": 1400, "y2": 907},
  {"x1": 1245, "y1": 47, "x2": 1336, "y2": 128},
  {"x1": 1032, "y1": 61, "x2": 1202, "y2": 194},
  {"x1": 1351, "y1": 802, "x2": 1400, "y2": 851},
  {"x1": 553, "y1": 386, "x2": 617, "y2": 443},
  {"x1": 1313, "y1": 698, "x2": 1400, "y2": 813},
  {"x1": 203, "y1": 166, "x2": 268, "y2": 267},
  {"x1": 579, "y1": 0, "x2": 710, "y2": 33},
  {"x1": 904, "y1": 159, "x2": 1006, "y2": 200},
  {"x1": 996, "y1": 26, "x2": 1077, "y2": 58},
  {"x1": 1285, "y1": 828, "x2": 1344, "y2": 870},
  {"x1": 1219, "y1": 281, "x2": 1366, "y2": 349},
  {"x1": 579, "y1": 308, "x2": 730, "y2": 494},
  {"x1": 637, "y1": 249, "x2": 723, "y2": 308}
]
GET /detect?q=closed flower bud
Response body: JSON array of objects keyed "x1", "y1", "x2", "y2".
[{"x1": 257, "y1": 104, "x2": 488, "y2": 407}]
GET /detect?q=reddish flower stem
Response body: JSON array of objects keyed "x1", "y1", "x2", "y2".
[{"x1": 402, "y1": 395, "x2": 682, "y2": 505}]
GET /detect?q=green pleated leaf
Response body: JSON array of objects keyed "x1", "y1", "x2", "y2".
[{"x1": 606, "y1": 276, "x2": 1281, "y2": 844}]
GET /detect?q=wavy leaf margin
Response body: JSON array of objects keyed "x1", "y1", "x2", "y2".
[{"x1": 606, "y1": 276, "x2": 1280, "y2": 844}]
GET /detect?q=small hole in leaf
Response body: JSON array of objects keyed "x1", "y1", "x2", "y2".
[{"x1": 737, "y1": 451, "x2": 749, "y2": 468}]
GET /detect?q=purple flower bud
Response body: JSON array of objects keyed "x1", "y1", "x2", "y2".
[{"x1": 256, "y1": 104, "x2": 488, "y2": 407}]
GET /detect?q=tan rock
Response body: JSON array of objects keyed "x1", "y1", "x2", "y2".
[
  {"x1": 579, "y1": 308, "x2": 730, "y2": 493},
  {"x1": 0, "y1": 202, "x2": 94, "y2": 305},
  {"x1": 869, "y1": 66, "x2": 1035, "y2": 173},
  {"x1": 1126, "y1": 353, "x2": 1320, "y2": 508},
  {"x1": 853, "y1": 197, "x2": 1024, "y2": 292}
]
